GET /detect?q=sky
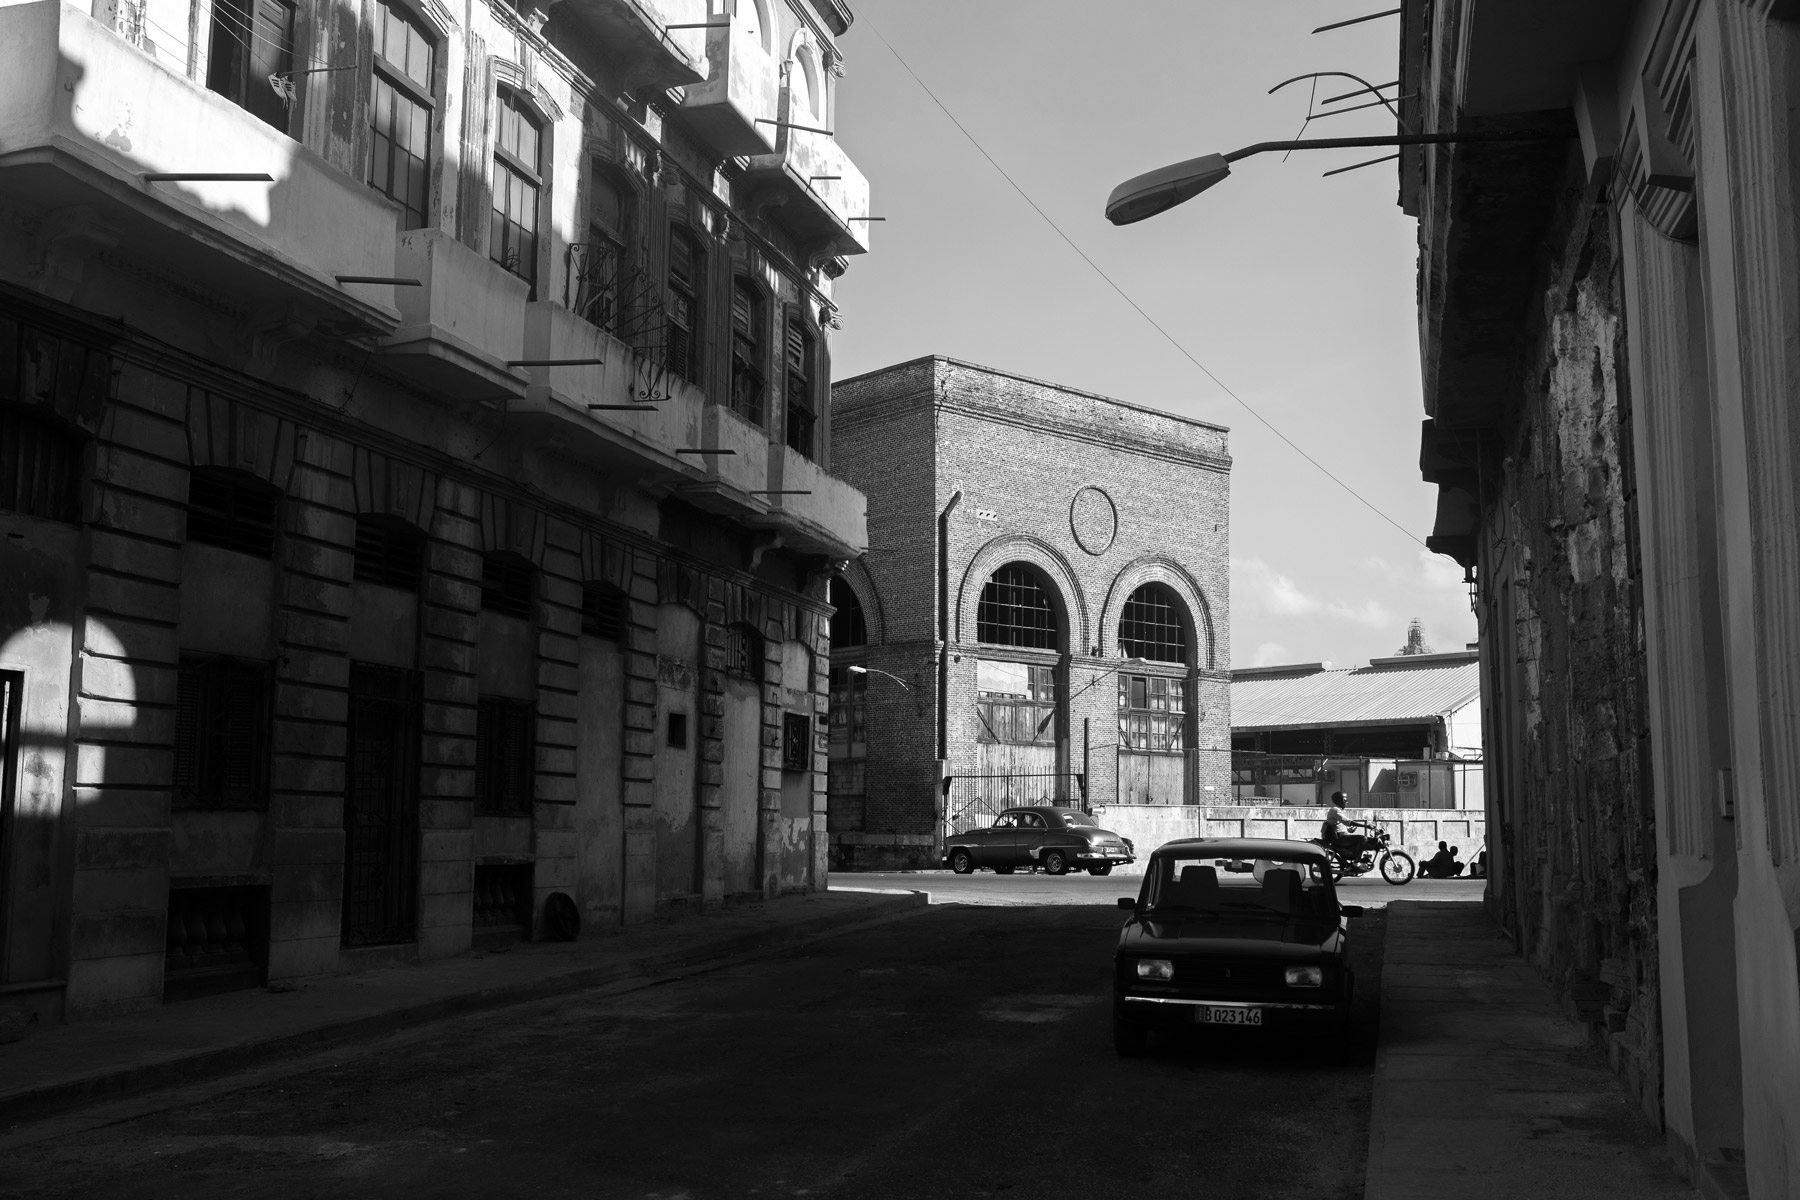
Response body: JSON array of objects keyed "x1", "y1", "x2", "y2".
[{"x1": 827, "y1": 0, "x2": 1477, "y2": 670}]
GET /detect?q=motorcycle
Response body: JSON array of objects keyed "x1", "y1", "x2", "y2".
[{"x1": 1310, "y1": 827, "x2": 1416, "y2": 885}]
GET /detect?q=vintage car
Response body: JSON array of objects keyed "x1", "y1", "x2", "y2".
[
  {"x1": 942, "y1": 806, "x2": 1135, "y2": 876},
  {"x1": 1111, "y1": 837, "x2": 1363, "y2": 1055}
]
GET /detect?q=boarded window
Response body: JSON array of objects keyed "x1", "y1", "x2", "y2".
[
  {"x1": 353, "y1": 516, "x2": 423, "y2": 589},
  {"x1": 828, "y1": 577, "x2": 866, "y2": 647},
  {"x1": 0, "y1": 405, "x2": 82, "y2": 523},
  {"x1": 186, "y1": 470, "x2": 279, "y2": 558},
  {"x1": 474, "y1": 696, "x2": 534, "y2": 815},
  {"x1": 581, "y1": 581, "x2": 629, "y2": 640},
  {"x1": 782, "y1": 712, "x2": 812, "y2": 772},
  {"x1": 173, "y1": 657, "x2": 272, "y2": 810},
  {"x1": 481, "y1": 552, "x2": 534, "y2": 618},
  {"x1": 1119, "y1": 583, "x2": 1186, "y2": 663},
  {"x1": 783, "y1": 318, "x2": 815, "y2": 458},
  {"x1": 975, "y1": 662, "x2": 1057, "y2": 746},
  {"x1": 976, "y1": 565, "x2": 1058, "y2": 650}
]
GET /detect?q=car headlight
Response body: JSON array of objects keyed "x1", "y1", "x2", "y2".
[
  {"x1": 1135, "y1": 959, "x2": 1174, "y2": 981},
  {"x1": 1285, "y1": 966, "x2": 1323, "y2": 988}
]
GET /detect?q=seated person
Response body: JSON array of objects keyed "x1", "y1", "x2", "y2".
[
  {"x1": 1469, "y1": 849, "x2": 1488, "y2": 879},
  {"x1": 1420, "y1": 841, "x2": 1466, "y2": 878},
  {"x1": 1320, "y1": 792, "x2": 1371, "y2": 855}
]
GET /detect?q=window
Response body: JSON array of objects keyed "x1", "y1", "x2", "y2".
[
  {"x1": 490, "y1": 89, "x2": 542, "y2": 290},
  {"x1": 729, "y1": 281, "x2": 766, "y2": 426},
  {"x1": 576, "y1": 167, "x2": 631, "y2": 332},
  {"x1": 1119, "y1": 583, "x2": 1187, "y2": 663},
  {"x1": 828, "y1": 664, "x2": 866, "y2": 747},
  {"x1": 0, "y1": 405, "x2": 82, "y2": 523},
  {"x1": 205, "y1": 0, "x2": 296, "y2": 131},
  {"x1": 667, "y1": 711, "x2": 688, "y2": 748},
  {"x1": 353, "y1": 515, "x2": 423, "y2": 589},
  {"x1": 474, "y1": 696, "x2": 533, "y2": 814},
  {"x1": 976, "y1": 565, "x2": 1058, "y2": 649},
  {"x1": 725, "y1": 623, "x2": 763, "y2": 681},
  {"x1": 174, "y1": 657, "x2": 272, "y2": 809},
  {"x1": 186, "y1": 469, "x2": 279, "y2": 557},
  {"x1": 975, "y1": 662, "x2": 1057, "y2": 746},
  {"x1": 1118, "y1": 673, "x2": 1189, "y2": 752},
  {"x1": 828, "y1": 577, "x2": 866, "y2": 647},
  {"x1": 581, "y1": 581, "x2": 629, "y2": 640},
  {"x1": 782, "y1": 712, "x2": 812, "y2": 772},
  {"x1": 665, "y1": 228, "x2": 703, "y2": 383},
  {"x1": 784, "y1": 318, "x2": 816, "y2": 458},
  {"x1": 481, "y1": 552, "x2": 534, "y2": 618},
  {"x1": 368, "y1": 0, "x2": 435, "y2": 229}
]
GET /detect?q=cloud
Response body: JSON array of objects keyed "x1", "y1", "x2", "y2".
[
  {"x1": 1249, "y1": 642, "x2": 1290, "y2": 667},
  {"x1": 1232, "y1": 556, "x2": 1392, "y2": 629}
]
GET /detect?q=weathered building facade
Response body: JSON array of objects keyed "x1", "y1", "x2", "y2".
[
  {"x1": 827, "y1": 357, "x2": 1232, "y2": 869},
  {"x1": 0, "y1": 0, "x2": 873, "y2": 1024},
  {"x1": 1406, "y1": 0, "x2": 1800, "y2": 1192}
]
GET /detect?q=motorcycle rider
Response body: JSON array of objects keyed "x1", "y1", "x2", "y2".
[{"x1": 1321, "y1": 792, "x2": 1372, "y2": 858}]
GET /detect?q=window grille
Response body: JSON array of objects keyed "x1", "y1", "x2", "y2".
[
  {"x1": 490, "y1": 89, "x2": 541, "y2": 290},
  {"x1": 474, "y1": 696, "x2": 534, "y2": 815},
  {"x1": 729, "y1": 282, "x2": 765, "y2": 426},
  {"x1": 174, "y1": 657, "x2": 272, "y2": 809},
  {"x1": 186, "y1": 470, "x2": 278, "y2": 558},
  {"x1": 205, "y1": 0, "x2": 295, "y2": 131},
  {"x1": 1118, "y1": 673, "x2": 1189, "y2": 752},
  {"x1": 976, "y1": 565, "x2": 1058, "y2": 649},
  {"x1": 828, "y1": 578, "x2": 866, "y2": 647},
  {"x1": 666, "y1": 228, "x2": 703, "y2": 383},
  {"x1": 0, "y1": 405, "x2": 82, "y2": 523},
  {"x1": 368, "y1": 0, "x2": 435, "y2": 229},
  {"x1": 784, "y1": 318, "x2": 815, "y2": 458},
  {"x1": 480, "y1": 552, "x2": 534, "y2": 618},
  {"x1": 725, "y1": 623, "x2": 763, "y2": 681},
  {"x1": 782, "y1": 712, "x2": 812, "y2": 772},
  {"x1": 353, "y1": 516, "x2": 423, "y2": 589},
  {"x1": 1119, "y1": 583, "x2": 1187, "y2": 663},
  {"x1": 581, "y1": 581, "x2": 629, "y2": 640}
]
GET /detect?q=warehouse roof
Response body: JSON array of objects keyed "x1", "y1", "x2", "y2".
[{"x1": 1230, "y1": 651, "x2": 1481, "y2": 731}]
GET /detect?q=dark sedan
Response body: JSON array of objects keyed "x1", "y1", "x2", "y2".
[
  {"x1": 943, "y1": 806, "x2": 1135, "y2": 876},
  {"x1": 1111, "y1": 837, "x2": 1363, "y2": 1056}
]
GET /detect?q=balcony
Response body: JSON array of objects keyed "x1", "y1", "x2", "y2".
[
  {"x1": 558, "y1": 0, "x2": 709, "y2": 94},
  {"x1": 754, "y1": 443, "x2": 867, "y2": 557},
  {"x1": 0, "y1": 1, "x2": 402, "y2": 335},
  {"x1": 743, "y1": 127, "x2": 871, "y2": 259},
  {"x1": 679, "y1": 3, "x2": 781, "y2": 158},
  {"x1": 378, "y1": 230, "x2": 528, "y2": 402}
]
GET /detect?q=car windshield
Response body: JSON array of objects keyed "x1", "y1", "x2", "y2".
[
  {"x1": 1142, "y1": 853, "x2": 1338, "y2": 919},
  {"x1": 1060, "y1": 813, "x2": 1097, "y2": 827}
]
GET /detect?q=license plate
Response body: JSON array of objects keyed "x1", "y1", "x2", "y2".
[{"x1": 1196, "y1": 1005, "x2": 1262, "y2": 1026}]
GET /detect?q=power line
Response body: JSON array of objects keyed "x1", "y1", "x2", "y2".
[{"x1": 854, "y1": 10, "x2": 1428, "y2": 552}]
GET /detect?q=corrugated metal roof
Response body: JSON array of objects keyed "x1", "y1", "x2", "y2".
[{"x1": 1230, "y1": 654, "x2": 1481, "y2": 730}]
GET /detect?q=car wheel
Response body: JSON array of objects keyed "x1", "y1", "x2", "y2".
[
  {"x1": 1087, "y1": 864, "x2": 1113, "y2": 876},
  {"x1": 994, "y1": 866, "x2": 1015, "y2": 875},
  {"x1": 1043, "y1": 850, "x2": 1069, "y2": 876},
  {"x1": 950, "y1": 849, "x2": 974, "y2": 875},
  {"x1": 1380, "y1": 850, "x2": 1416, "y2": 885},
  {"x1": 1113, "y1": 1007, "x2": 1148, "y2": 1057}
]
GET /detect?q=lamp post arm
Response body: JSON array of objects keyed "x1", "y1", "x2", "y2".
[{"x1": 1222, "y1": 128, "x2": 1566, "y2": 164}]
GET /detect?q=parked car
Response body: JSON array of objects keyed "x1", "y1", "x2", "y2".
[
  {"x1": 1111, "y1": 837, "x2": 1363, "y2": 1056},
  {"x1": 943, "y1": 807, "x2": 1135, "y2": 876}
]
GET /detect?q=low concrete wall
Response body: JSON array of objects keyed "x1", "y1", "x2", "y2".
[
  {"x1": 829, "y1": 833, "x2": 936, "y2": 872},
  {"x1": 1091, "y1": 805, "x2": 1487, "y2": 877}
]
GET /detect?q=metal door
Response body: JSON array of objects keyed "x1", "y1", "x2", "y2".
[{"x1": 342, "y1": 664, "x2": 421, "y2": 947}]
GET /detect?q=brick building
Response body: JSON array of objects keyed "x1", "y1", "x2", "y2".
[
  {"x1": 0, "y1": 0, "x2": 873, "y2": 1025},
  {"x1": 827, "y1": 357, "x2": 1231, "y2": 869}
]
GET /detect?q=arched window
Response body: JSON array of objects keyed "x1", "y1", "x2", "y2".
[
  {"x1": 794, "y1": 45, "x2": 822, "y2": 120},
  {"x1": 829, "y1": 577, "x2": 866, "y2": 647},
  {"x1": 977, "y1": 565, "x2": 1058, "y2": 650},
  {"x1": 1118, "y1": 583, "x2": 1187, "y2": 663},
  {"x1": 751, "y1": 0, "x2": 773, "y2": 54}
]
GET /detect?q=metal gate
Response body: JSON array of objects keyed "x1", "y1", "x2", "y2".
[
  {"x1": 342, "y1": 664, "x2": 421, "y2": 947},
  {"x1": 946, "y1": 773, "x2": 1087, "y2": 836}
]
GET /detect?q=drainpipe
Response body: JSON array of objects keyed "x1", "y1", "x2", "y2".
[{"x1": 936, "y1": 489, "x2": 962, "y2": 848}]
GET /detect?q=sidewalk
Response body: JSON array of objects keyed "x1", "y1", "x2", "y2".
[
  {"x1": 1365, "y1": 901, "x2": 1693, "y2": 1200},
  {"x1": 0, "y1": 888, "x2": 925, "y2": 1128}
]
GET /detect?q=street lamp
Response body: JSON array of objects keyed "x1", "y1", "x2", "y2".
[
  {"x1": 846, "y1": 664, "x2": 909, "y2": 691},
  {"x1": 1104, "y1": 130, "x2": 1565, "y2": 226}
]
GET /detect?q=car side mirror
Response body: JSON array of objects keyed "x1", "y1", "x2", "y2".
[
  {"x1": 1117, "y1": 897, "x2": 1137, "y2": 910},
  {"x1": 1341, "y1": 905, "x2": 1365, "y2": 917}
]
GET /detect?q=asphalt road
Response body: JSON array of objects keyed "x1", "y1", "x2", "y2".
[
  {"x1": 837, "y1": 869, "x2": 1488, "y2": 908},
  {"x1": 0, "y1": 903, "x2": 1386, "y2": 1200}
]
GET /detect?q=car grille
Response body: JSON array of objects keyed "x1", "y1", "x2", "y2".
[{"x1": 1174, "y1": 959, "x2": 1286, "y2": 989}]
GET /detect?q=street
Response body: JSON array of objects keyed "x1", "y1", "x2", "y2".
[
  {"x1": 837, "y1": 870, "x2": 1488, "y2": 908},
  {"x1": 0, "y1": 902, "x2": 1385, "y2": 1200}
]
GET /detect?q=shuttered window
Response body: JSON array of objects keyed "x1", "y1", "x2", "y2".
[
  {"x1": 729, "y1": 282, "x2": 765, "y2": 426},
  {"x1": 475, "y1": 697, "x2": 534, "y2": 815},
  {"x1": 186, "y1": 470, "x2": 279, "y2": 558},
  {"x1": 783, "y1": 318, "x2": 815, "y2": 458},
  {"x1": 581, "y1": 581, "x2": 629, "y2": 640},
  {"x1": 0, "y1": 405, "x2": 82, "y2": 523},
  {"x1": 353, "y1": 516, "x2": 424, "y2": 589},
  {"x1": 480, "y1": 552, "x2": 534, "y2": 618},
  {"x1": 205, "y1": 0, "x2": 296, "y2": 131},
  {"x1": 665, "y1": 229, "x2": 702, "y2": 383},
  {"x1": 173, "y1": 658, "x2": 272, "y2": 810}
]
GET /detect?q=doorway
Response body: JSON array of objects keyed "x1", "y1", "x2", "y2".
[{"x1": 342, "y1": 663, "x2": 421, "y2": 947}]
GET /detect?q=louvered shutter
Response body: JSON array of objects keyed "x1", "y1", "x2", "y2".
[
  {"x1": 173, "y1": 664, "x2": 202, "y2": 804},
  {"x1": 475, "y1": 698, "x2": 495, "y2": 812}
]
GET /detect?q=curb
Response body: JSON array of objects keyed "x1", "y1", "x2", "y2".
[{"x1": 0, "y1": 892, "x2": 927, "y2": 1127}]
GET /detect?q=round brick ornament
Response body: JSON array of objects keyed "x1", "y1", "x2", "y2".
[{"x1": 1070, "y1": 486, "x2": 1118, "y2": 555}]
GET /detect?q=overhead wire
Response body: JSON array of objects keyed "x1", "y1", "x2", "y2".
[{"x1": 853, "y1": 10, "x2": 1429, "y2": 552}]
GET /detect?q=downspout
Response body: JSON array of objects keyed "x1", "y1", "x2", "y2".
[{"x1": 936, "y1": 488, "x2": 962, "y2": 847}]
